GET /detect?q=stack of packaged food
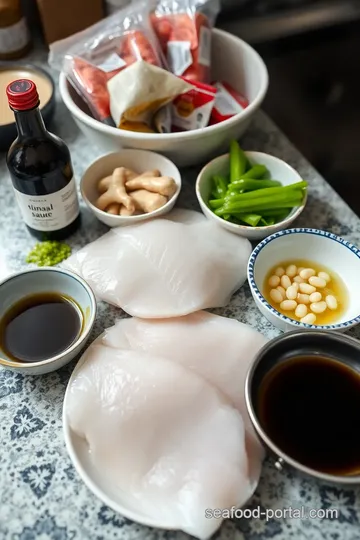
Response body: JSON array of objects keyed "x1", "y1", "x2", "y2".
[{"x1": 49, "y1": 0, "x2": 250, "y2": 134}]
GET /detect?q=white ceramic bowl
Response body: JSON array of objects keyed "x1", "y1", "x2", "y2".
[
  {"x1": 80, "y1": 149, "x2": 182, "y2": 227},
  {"x1": 248, "y1": 228, "x2": 360, "y2": 332},
  {"x1": 196, "y1": 151, "x2": 306, "y2": 240},
  {"x1": 59, "y1": 29, "x2": 269, "y2": 167},
  {"x1": 0, "y1": 268, "x2": 96, "y2": 374}
]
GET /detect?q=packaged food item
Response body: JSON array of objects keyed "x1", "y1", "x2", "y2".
[
  {"x1": 49, "y1": 3, "x2": 164, "y2": 125},
  {"x1": 210, "y1": 81, "x2": 249, "y2": 125},
  {"x1": 153, "y1": 104, "x2": 172, "y2": 133},
  {"x1": 150, "y1": 0, "x2": 220, "y2": 83},
  {"x1": 172, "y1": 78, "x2": 216, "y2": 131},
  {"x1": 108, "y1": 61, "x2": 192, "y2": 132}
]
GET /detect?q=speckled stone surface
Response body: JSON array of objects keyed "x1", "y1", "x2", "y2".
[{"x1": 1, "y1": 47, "x2": 360, "y2": 540}]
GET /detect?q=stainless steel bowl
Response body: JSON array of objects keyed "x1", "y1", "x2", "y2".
[{"x1": 245, "y1": 330, "x2": 360, "y2": 484}]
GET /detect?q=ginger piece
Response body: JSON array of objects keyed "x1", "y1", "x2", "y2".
[
  {"x1": 105, "y1": 203, "x2": 121, "y2": 215},
  {"x1": 129, "y1": 189, "x2": 168, "y2": 213},
  {"x1": 96, "y1": 167, "x2": 135, "y2": 214},
  {"x1": 98, "y1": 175, "x2": 113, "y2": 194},
  {"x1": 119, "y1": 206, "x2": 143, "y2": 216},
  {"x1": 126, "y1": 175, "x2": 177, "y2": 197},
  {"x1": 135, "y1": 169, "x2": 161, "y2": 179},
  {"x1": 98, "y1": 168, "x2": 138, "y2": 194}
]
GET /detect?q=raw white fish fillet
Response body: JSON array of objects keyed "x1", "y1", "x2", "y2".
[
  {"x1": 101, "y1": 311, "x2": 267, "y2": 486},
  {"x1": 66, "y1": 345, "x2": 253, "y2": 539},
  {"x1": 163, "y1": 207, "x2": 207, "y2": 225},
  {"x1": 63, "y1": 210, "x2": 251, "y2": 318}
]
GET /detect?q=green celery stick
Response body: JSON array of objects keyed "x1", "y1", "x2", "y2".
[
  {"x1": 228, "y1": 179, "x2": 282, "y2": 192},
  {"x1": 230, "y1": 140, "x2": 248, "y2": 182},
  {"x1": 260, "y1": 216, "x2": 276, "y2": 226},
  {"x1": 260, "y1": 209, "x2": 291, "y2": 218},
  {"x1": 216, "y1": 193, "x2": 303, "y2": 216},
  {"x1": 224, "y1": 181, "x2": 307, "y2": 203},
  {"x1": 235, "y1": 213, "x2": 262, "y2": 227},
  {"x1": 241, "y1": 165, "x2": 268, "y2": 179},
  {"x1": 209, "y1": 199, "x2": 224, "y2": 210}
]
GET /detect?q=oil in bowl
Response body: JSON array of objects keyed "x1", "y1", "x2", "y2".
[
  {"x1": 263, "y1": 259, "x2": 348, "y2": 325},
  {"x1": 257, "y1": 354, "x2": 360, "y2": 476},
  {"x1": 0, "y1": 292, "x2": 83, "y2": 363}
]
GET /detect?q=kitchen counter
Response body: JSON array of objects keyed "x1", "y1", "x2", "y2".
[{"x1": 1, "y1": 47, "x2": 360, "y2": 540}]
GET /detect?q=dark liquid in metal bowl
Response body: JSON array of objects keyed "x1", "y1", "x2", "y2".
[
  {"x1": 258, "y1": 355, "x2": 360, "y2": 476},
  {"x1": 0, "y1": 293, "x2": 82, "y2": 363}
]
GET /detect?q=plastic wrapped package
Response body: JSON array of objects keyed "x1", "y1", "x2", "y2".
[
  {"x1": 107, "y1": 61, "x2": 192, "y2": 131},
  {"x1": 150, "y1": 0, "x2": 221, "y2": 83},
  {"x1": 210, "y1": 81, "x2": 250, "y2": 125},
  {"x1": 172, "y1": 78, "x2": 217, "y2": 131},
  {"x1": 49, "y1": 2, "x2": 164, "y2": 125}
]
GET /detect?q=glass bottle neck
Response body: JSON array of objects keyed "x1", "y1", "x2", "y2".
[{"x1": 13, "y1": 107, "x2": 47, "y2": 139}]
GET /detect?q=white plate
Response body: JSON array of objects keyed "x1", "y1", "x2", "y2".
[{"x1": 62, "y1": 335, "x2": 259, "y2": 529}]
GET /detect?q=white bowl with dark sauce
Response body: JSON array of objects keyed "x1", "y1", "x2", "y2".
[{"x1": 0, "y1": 268, "x2": 96, "y2": 375}]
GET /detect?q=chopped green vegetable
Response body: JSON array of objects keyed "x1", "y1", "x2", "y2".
[
  {"x1": 260, "y1": 216, "x2": 276, "y2": 226},
  {"x1": 211, "y1": 174, "x2": 228, "y2": 198},
  {"x1": 26, "y1": 241, "x2": 71, "y2": 267},
  {"x1": 241, "y1": 165, "x2": 269, "y2": 179},
  {"x1": 206, "y1": 140, "x2": 308, "y2": 227},
  {"x1": 236, "y1": 213, "x2": 262, "y2": 227},
  {"x1": 215, "y1": 192, "x2": 304, "y2": 216},
  {"x1": 230, "y1": 140, "x2": 248, "y2": 182},
  {"x1": 224, "y1": 181, "x2": 307, "y2": 202},
  {"x1": 227, "y1": 179, "x2": 282, "y2": 192},
  {"x1": 209, "y1": 199, "x2": 224, "y2": 210},
  {"x1": 210, "y1": 181, "x2": 307, "y2": 209},
  {"x1": 260, "y1": 209, "x2": 290, "y2": 217}
]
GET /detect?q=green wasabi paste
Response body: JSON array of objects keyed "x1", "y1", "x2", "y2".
[{"x1": 26, "y1": 241, "x2": 71, "y2": 267}]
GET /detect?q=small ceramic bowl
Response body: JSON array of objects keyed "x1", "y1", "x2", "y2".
[
  {"x1": 245, "y1": 330, "x2": 360, "y2": 484},
  {"x1": 80, "y1": 149, "x2": 182, "y2": 227},
  {"x1": 196, "y1": 151, "x2": 306, "y2": 240},
  {"x1": 0, "y1": 268, "x2": 96, "y2": 375},
  {"x1": 248, "y1": 228, "x2": 360, "y2": 332}
]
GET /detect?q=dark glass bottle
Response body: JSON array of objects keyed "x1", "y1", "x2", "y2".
[{"x1": 6, "y1": 79, "x2": 80, "y2": 241}]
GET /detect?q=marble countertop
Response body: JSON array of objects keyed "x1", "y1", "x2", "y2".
[{"x1": 1, "y1": 46, "x2": 360, "y2": 540}]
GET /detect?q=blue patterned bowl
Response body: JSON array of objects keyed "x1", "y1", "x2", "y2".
[{"x1": 247, "y1": 228, "x2": 360, "y2": 332}]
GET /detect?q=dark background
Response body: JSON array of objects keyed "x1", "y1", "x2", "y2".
[{"x1": 218, "y1": 0, "x2": 360, "y2": 216}]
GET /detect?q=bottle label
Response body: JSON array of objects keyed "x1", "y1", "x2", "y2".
[
  {"x1": 0, "y1": 18, "x2": 29, "y2": 54},
  {"x1": 13, "y1": 178, "x2": 80, "y2": 232}
]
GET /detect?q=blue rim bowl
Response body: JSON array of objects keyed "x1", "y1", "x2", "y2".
[{"x1": 247, "y1": 228, "x2": 360, "y2": 332}]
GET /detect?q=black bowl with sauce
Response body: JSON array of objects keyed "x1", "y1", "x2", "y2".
[
  {"x1": 0, "y1": 64, "x2": 56, "y2": 152},
  {"x1": 245, "y1": 330, "x2": 360, "y2": 484}
]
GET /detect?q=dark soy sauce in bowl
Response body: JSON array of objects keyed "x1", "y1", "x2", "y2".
[
  {"x1": 257, "y1": 355, "x2": 360, "y2": 476},
  {"x1": 0, "y1": 293, "x2": 83, "y2": 363}
]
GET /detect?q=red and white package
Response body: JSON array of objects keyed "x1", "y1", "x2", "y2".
[
  {"x1": 172, "y1": 78, "x2": 217, "y2": 131},
  {"x1": 150, "y1": 0, "x2": 220, "y2": 84},
  {"x1": 210, "y1": 81, "x2": 249, "y2": 125},
  {"x1": 49, "y1": 3, "x2": 165, "y2": 125}
]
